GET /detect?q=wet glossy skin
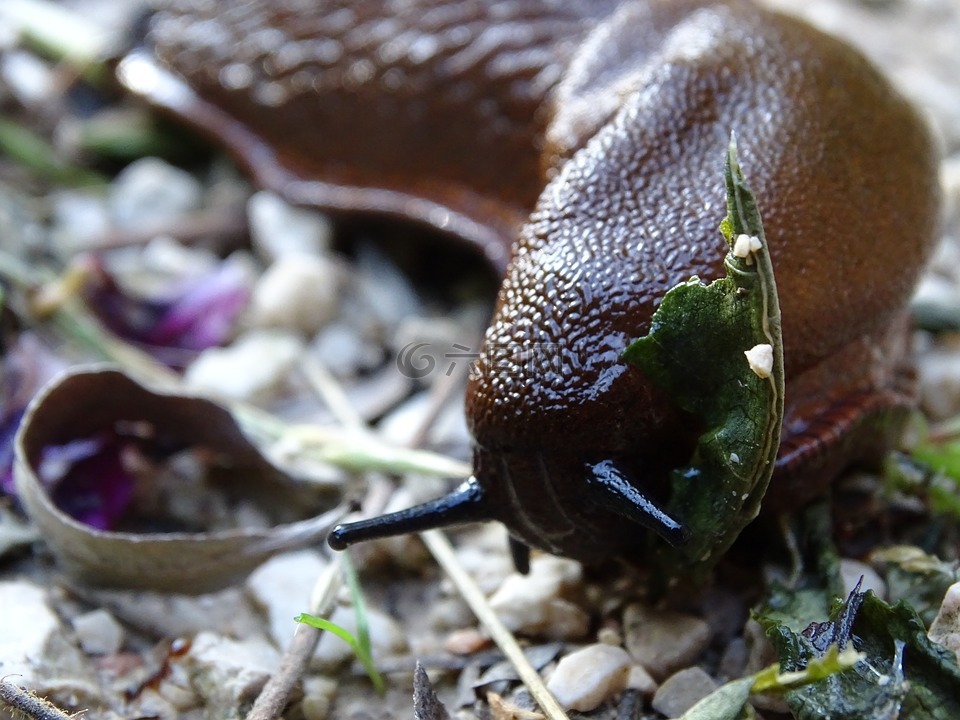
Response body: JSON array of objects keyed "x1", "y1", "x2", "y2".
[{"x1": 126, "y1": 0, "x2": 941, "y2": 565}]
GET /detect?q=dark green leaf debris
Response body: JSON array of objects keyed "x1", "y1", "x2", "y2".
[{"x1": 623, "y1": 134, "x2": 784, "y2": 581}]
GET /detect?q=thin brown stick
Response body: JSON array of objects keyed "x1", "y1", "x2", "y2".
[
  {"x1": 405, "y1": 346, "x2": 473, "y2": 449},
  {"x1": 87, "y1": 207, "x2": 248, "y2": 250},
  {"x1": 420, "y1": 531, "x2": 569, "y2": 720},
  {"x1": 0, "y1": 680, "x2": 77, "y2": 720},
  {"x1": 244, "y1": 561, "x2": 341, "y2": 720}
]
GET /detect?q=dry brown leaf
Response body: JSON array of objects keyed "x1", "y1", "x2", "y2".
[
  {"x1": 14, "y1": 366, "x2": 343, "y2": 593},
  {"x1": 487, "y1": 692, "x2": 546, "y2": 720}
]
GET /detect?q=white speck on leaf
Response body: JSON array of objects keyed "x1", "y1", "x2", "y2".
[
  {"x1": 733, "y1": 233, "x2": 762, "y2": 258},
  {"x1": 744, "y1": 343, "x2": 774, "y2": 378}
]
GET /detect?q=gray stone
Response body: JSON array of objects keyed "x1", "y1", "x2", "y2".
[
  {"x1": 623, "y1": 604, "x2": 711, "y2": 680},
  {"x1": 651, "y1": 666, "x2": 718, "y2": 718},
  {"x1": 178, "y1": 631, "x2": 280, "y2": 715},
  {"x1": 929, "y1": 582, "x2": 960, "y2": 661},
  {"x1": 0, "y1": 580, "x2": 61, "y2": 681},
  {"x1": 245, "y1": 549, "x2": 328, "y2": 649},
  {"x1": 314, "y1": 604, "x2": 407, "y2": 666}
]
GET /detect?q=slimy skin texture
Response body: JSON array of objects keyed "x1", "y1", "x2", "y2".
[{"x1": 127, "y1": 0, "x2": 941, "y2": 565}]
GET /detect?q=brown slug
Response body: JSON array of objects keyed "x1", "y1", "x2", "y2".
[{"x1": 121, "y1": 0, "x2": 941, "y2": 570}]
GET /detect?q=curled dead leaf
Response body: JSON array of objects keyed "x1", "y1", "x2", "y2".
[{"x1": 14, "y1": 366, "x2": 344, "y2": 593}]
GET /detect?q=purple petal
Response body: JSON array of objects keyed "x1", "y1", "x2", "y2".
[
  {"x1": 85, "y1": 255, "x2": 250, "y2": 368},
  {"x1": 0, "y1": 409, "x2": 24, "y2": 496},
  {"x1": 42, "y1": 435, "x2": 136, "y2": 531},
  {"x1": 146, "y1": 259, "x2": 250, "y2": 350}
]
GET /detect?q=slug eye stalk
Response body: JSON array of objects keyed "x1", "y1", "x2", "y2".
[
  {"x1": 585, "y1": 460, "x2": 687, "y2": 546},
  {"x1": 327, "y1": 477, "x2": 493, "y2": 551}
]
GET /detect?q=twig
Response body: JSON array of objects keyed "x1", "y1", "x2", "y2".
[
  {"x1": 245, "y1": 561, "x2": 342, "y2": 720},
  {"x1": 420, "y1": 530, "x2": 569, "y2": 720},
  {"x1": 88, "y1": 208, "x2": 248, "y2": 250},
  {"x1": 299, "y1": 354, "x2": 367, "y2": 432},
  {"x1": 405, "y1": 347, "x2": 473, "y2": 449},
  {"x1": 0, "y1": 679, "x2": 77, "y2": 720}
]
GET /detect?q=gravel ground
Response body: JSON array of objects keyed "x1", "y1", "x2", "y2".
[{"x1": 0, "y1": 1, "x2": 958, "y2": 719}]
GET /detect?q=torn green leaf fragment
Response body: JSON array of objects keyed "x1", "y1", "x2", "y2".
[{"x1": 623, "y1": 134, "x2": 784, "y2": 580}]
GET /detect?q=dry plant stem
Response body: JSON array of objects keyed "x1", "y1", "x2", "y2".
[
  {"x1": 299, "y1": 355, "x2": 367, "y2": 431},
  {"x1": 405, "y1": 349, "x2": 473, "y2": 449},
  {"x1": 0, "y1": 680, "x2": 75, "y2": 720},
  {"x1": 420, "y1": 529, "x2": 569, "y2": 720},
  {"x1": 89, "y1": 207, "x2": 248, "y2": 250},
  {"x1": 245, "y1": 560, "x2": 342, "y2": 720}
]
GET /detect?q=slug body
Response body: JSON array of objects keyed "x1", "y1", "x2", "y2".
[{"x1": 125, "y1": 0, "x2": 941, "y2": 567}]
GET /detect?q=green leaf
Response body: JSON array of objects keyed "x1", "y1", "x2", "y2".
[
  {"x1": 623, "y1": 134, "x2": 784, "y2": 580},
  {"x1": 295, "y1": 611, "x2": 386, "y2": 695},
  {"x1": 677, "y1": 646, "x2": 863, "y2": 720},
  {"x1": 296, "y1": 554, "x2": 385, "y2": 694},
  {"x1": 677, "y1": 677, "x2": 754, "y2": 720},
  {"x1": 340, "y1": 553, "x2": 378, "y2": 688},
  {"x1": 886, "y1": 448, "x2": 960, "y2": 521},
  {"x1": 0, "y1": 119, "x2": 106, "y2": 187},
  {"x1": 760, "y1": 589, "x2": 960, "y2": 720},
  {"x1": 871, "y1": 546, "x2": 960, "y2": 626}
]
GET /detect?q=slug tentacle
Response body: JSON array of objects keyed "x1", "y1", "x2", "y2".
[
  {"x1": 328, "y1": 477, "x2": 493, "y2": 550},
  {"x1": 586, "y1": 460, "x2": 687, "y2": 546},
  {"x1": 508, "y1": 536, "x2": 532, "y2": 575}
]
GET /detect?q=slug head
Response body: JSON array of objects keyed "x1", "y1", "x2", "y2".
[{"x1": 330, "y1": 0, "x2": 941, "y2": 571}]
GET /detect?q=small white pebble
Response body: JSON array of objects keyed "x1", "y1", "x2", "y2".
[
  {"x1": 626, "y1": 664, "x2": 658, "y2": 695},
  {"x1": 546, "y1": 644, "x2": 632, "y2": 711},
  {"x1": 247, "y1": 254, "x2": 342, "y2": 335},
  {"x1": 732, "y1": 233, "x2": 762, "y2": 258},
  {"x1": 488, "y1": 556, "x2": 589, "y2": 640},
  {"x1": 918, "y1": 348, "x2": 960, "y2": 421},
  {"x1": 744, "y1": 343, "x2": 774, "y2": 378},
  {"x1": 49, "y1": 190, "x2": 111, "y2": 251},
  {"x1": 247, "y1": 191, "x2": 333, "y2": 260},
  {"x1": 184, "y1": 330, "x2": 304, "y2": 402},
  {"x1": 108, "y1": 157, "x2": 203, "y2": 230},
  {"x1": 1, "y1": 50, "x2": 56, "y2": 105},
  {"x1": 72, "y1": 609, "x2": 125, "y2": 655},
  {"x1": 929, "y1": 582, "x2": 960, "y2": 661}
]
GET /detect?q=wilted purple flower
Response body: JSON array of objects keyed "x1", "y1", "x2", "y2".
[
  {"x1": 85, "y1": 255, "x2": 250, "y2": 368},
  {"x1": 0, "y1": 333, "x2": 68, "y2": 499},
  {"x1": 0, "y1": 409, "x2": 23, "y2": 496},
  {"x1": 41, "y1": 434, "x2": 135, "y2": 531}
]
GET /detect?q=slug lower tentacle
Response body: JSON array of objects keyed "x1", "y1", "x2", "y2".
[{"x1": 124, "y1": 0, "x2": 942, "y2": 568}]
